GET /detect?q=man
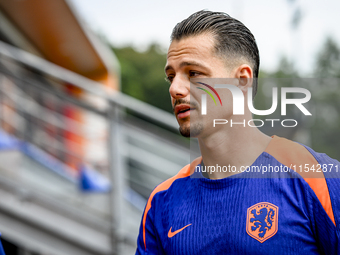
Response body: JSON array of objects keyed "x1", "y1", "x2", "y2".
[{"x1": 136, "y1": 10, "x2": 339, "y2": 254}]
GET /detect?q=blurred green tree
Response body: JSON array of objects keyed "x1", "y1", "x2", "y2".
[
  {"x1": 254, "y1": 56, "x2": 299, "y2": 138},
  {"x1": 308, "y1": 37, "x2": 340, "y2": 159},
  {"x1": 314, "y1": 37, "x2": 340, "y2": 78},
  {"x1": 112, "y1": 44, "x2": 173, "y2": 113}
]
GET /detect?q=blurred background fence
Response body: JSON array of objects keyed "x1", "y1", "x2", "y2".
[
  {"x1": 0, "y1": 36, "x2": 193, "y2": 255},
  {"x1": 0, "y1": 1, "x2": 195, "y2": 254}
]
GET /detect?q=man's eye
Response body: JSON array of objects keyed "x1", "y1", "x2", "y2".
[
  {"x1": 189, "y1": 71, "x2": 201, "y2": 77},
  {"x1": 165, "y1": 75, "x2": 174, "y2": 84}
]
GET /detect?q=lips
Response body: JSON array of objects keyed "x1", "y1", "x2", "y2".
[{"x1": 175, "y1": 104, "x2": 194, "y2": 119}]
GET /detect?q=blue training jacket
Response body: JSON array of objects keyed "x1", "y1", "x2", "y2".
[{"x1": 136, "y1": 136, "x2": 340, "y2": 254}]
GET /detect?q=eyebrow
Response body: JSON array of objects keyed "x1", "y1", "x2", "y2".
[{"x1": 164, "y1": 61, "x2": 207, "y2": 73}]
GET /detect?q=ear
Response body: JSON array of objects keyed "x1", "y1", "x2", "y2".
[{"x1": 234, "y1": 64, "x2": 253, "y2": 93}]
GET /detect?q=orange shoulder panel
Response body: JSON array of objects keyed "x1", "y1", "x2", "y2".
[
  {"x1": 142, "y1": 157, "x2": 202, "y2": 251},
  {"x1": 265, "y1": 136, "x2": 335, "y2": 225}
]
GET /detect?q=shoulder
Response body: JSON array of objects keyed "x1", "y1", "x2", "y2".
[
  {"x1": 140, "y1": 157, "x2": 201, "y2": 250},
  {"x1": 265, "y1": 135, "x2": 319, "y2": 167},
  {"x1": 266, "y1": 135, "x2": 337, "y2": 226},
  {"x1": 142, "y1": 156, "x2": 201, "y2": 212},
  {"x1": 147, "y1": 156, "x2": 202, "y2": 204},
  {"x1": 265, "y1": 135, "x2": 339, "y2": 178},
  {"x1": 149, "y1": 163, "x2": 191, "y2": 203}
]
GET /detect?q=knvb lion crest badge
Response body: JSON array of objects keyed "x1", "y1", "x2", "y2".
[{"x1": 246, "y1": 202, "x2": 279, "y2": 243}]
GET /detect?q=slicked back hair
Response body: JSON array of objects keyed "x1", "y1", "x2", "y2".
[{"x1": 171, "y1": 10, "x2": 260, "y2": 98}]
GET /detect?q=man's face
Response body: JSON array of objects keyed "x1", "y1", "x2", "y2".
[{"x1": 165, "y1": 33, "x2": 233, "y2": 137}]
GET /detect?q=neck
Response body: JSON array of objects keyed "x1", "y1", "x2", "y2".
[{"x1": 198, "y1": 117, "x2": 271, "y2": 179}]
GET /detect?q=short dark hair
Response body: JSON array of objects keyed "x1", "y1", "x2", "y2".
[{"x1": 171, "y1": 10, "x2": 260, "y2": 97}]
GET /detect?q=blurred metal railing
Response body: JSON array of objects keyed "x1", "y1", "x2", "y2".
[{"x1": 0, "y1": 41, "x2": 193, "y2": 255}]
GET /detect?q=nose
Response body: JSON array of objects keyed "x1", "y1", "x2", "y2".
[{"x1": 169, "y1": 76, "x2": 190, "y2": 100}]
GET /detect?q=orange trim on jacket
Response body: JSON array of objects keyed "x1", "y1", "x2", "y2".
[
  {"x1": 142, "y1": 157, "x2": 202, "y2": 251},
  {"x1": 265, "y1": 136, "x2": 335, "y2": 225}
]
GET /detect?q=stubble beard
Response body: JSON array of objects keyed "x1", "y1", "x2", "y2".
[
  {"x1": 173, "y1": 98, "x2": 203, "y2": 137},
  {"x1": 179, "y1": 120, "x2": 203, "y2": 138}
]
